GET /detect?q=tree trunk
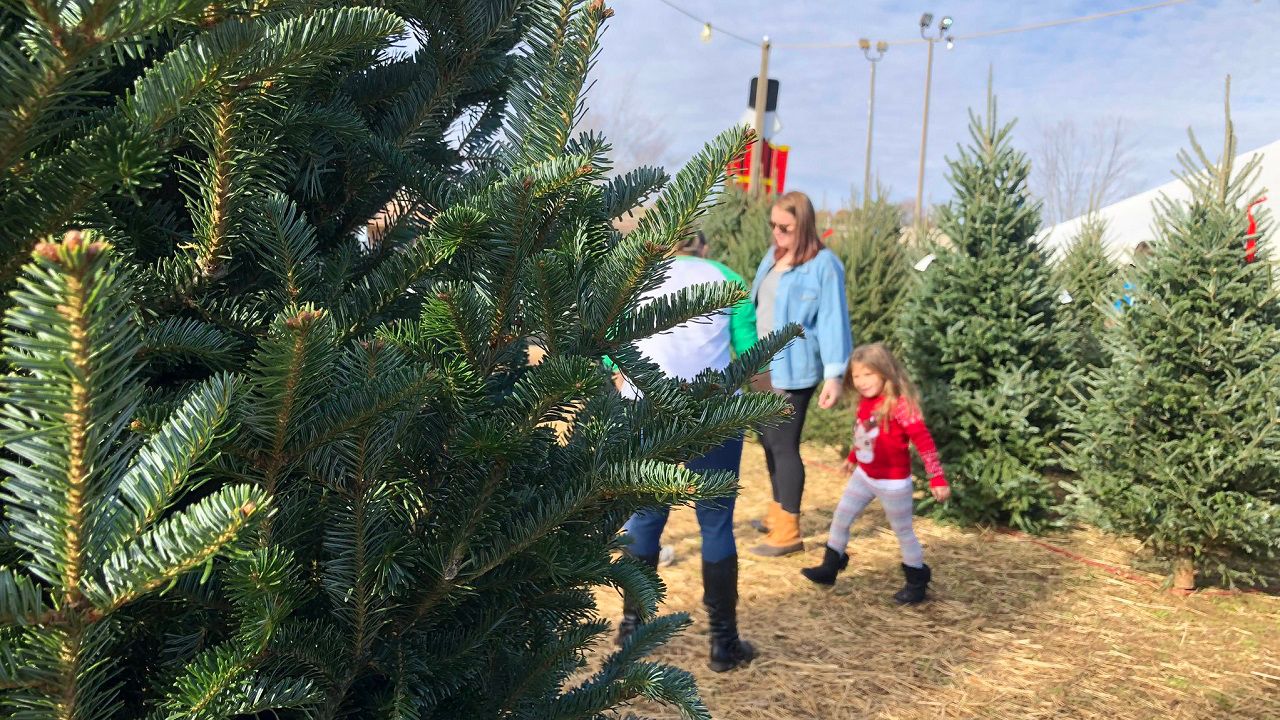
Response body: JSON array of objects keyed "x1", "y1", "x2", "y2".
[{"x1": 1172, "y1": 555, "x2": 1196, "y2": 591}]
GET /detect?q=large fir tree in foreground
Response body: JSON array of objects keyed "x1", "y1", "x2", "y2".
[
  {"x1": 899, "y1": 89, "x2": 1066, "y2": 532},
  {"x1": 1063, "y1": 88, "x2": 1280, "y2": 590},
  {"x1": 0, "y1": 1, "x2": 792, "y2": 717}
]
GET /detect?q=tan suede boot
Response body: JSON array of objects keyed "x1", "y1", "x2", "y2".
[
  {"x1": 749, "y1": 500, "x2": 781, "y2": 534},
  {"x1": 749, "y1": 510, "x2": 803, "y2": 557}
]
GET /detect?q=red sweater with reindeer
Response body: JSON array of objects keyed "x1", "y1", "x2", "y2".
[{"x1": 845, "y1": 395, "x2": 948, "y2": 488}]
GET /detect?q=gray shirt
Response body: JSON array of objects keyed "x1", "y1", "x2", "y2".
[{"x1": 756, "y1": 265, "x2": 784, "y2": 339}]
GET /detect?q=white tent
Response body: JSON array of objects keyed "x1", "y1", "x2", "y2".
[{"x1": 1037, "y1": 139, "x2": 1279, "y2": 262}]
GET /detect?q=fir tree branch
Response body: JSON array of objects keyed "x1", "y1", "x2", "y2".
[
  {"x1": 291, "y1": 366, "x2": 436, "y2": 463},
  {"x1": 317, "y1": 337, "x2": 413, "y2": 709},
  {"x1": 606, "y1": 281, "x2": 745, "y2": 348},
  {"x1": 100, "y1": 484, "x2": 268, "y2": 611},
  {"x1": 410, "y1": 461, "x2": 509, "y2": 624},
  {"x1": 0, "y1": 567, "x2": 50, "y2": 626},
  {"x1": 3, "y1": 236, "x2": 146, "y2": 611},
  {"x1": 155, "y1": 642, "x2": 318, "y2": 720},
  {"x1": 586, "y1": 127, "x2": 749, "y2": 342},
  {"x1": 58, "y1": 242, "x2": 92, "y2": 607},
  {"x1": 114, "y1": 373, "x2": 241, "y2": 537},
  {"x1": 602, "y1": 166, "x2": 668, "y2": 220},
  {"x1": 240, "y1": 307, "x2": 337, "y2": 542},
  {"x1": 140, "y1": 317, "x2": 243, "y2": 372},
  {"x1": 549, "y1": 615, "x2": 708, "y2": 720},
  {"x1": 0, "y1": 0, "x2": 105, "y2": 176},
  {"x1": 194, "y1": 92, "x2": 237, "y2": 288},
  {"x1": 494, "y1": 621, "x2": 610, "y2": 716}
]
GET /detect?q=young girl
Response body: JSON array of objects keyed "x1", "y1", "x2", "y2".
[{"x1": 800, "y1": 343, "x2": 951, "y2": 604}]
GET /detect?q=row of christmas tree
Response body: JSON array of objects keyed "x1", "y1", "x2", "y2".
[{"x1": 704, "y1": 85, "x2": 1278, "y2": 592}]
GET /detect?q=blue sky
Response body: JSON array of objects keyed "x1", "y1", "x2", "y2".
[{"x1": 586, "y1": 0, "x2": 1279, "y2": 215}]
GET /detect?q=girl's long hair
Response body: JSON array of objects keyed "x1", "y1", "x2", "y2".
[
  {"x1": 844, "y1": 343, "x2": 921, "y2": 423},
  {"x1": 772, "y1": 191, "x2": 823, "y2": 265}
]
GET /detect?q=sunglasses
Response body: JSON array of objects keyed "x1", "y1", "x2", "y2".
[{"x1": 769, "y1": 222, "x2": 795, "y2": 234}]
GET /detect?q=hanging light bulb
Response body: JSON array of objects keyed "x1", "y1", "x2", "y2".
[
  {"x1": 945, "y1": 35, "x2": 955, "y2": 49},
  {"x1": 700, "y1": 22, "x2": 713, "y2": 43}
]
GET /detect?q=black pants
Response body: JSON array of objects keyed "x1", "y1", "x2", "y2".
[{"x1": 760, "y1": 385, "x2": 816, "y2": 514}]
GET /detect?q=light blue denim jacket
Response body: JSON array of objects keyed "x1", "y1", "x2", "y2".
[{"x1": 751, "y1": 248, "x2": 853, "y2": 390}]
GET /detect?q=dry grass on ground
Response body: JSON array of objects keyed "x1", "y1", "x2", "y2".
[{"x1": 588, "y1": 440, "x2": 1280, "y2": 720}]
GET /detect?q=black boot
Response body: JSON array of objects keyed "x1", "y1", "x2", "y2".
[
  {"x1": 893, "y1": 563, "x2": 931, "y2": 605},
  {"x1": 703, "y1": 555, "x2": 756, "y2": 672},
  {"x1": 800, "y1": 545, "x2": 849, "y2": 586},
  {"x1": 615, "y1": 551, "x2": 659, "y2": 646}
]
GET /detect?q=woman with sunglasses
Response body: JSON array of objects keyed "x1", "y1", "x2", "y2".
[{"x1": 749, "y1": 191, "x2": 853, "y2": 557}]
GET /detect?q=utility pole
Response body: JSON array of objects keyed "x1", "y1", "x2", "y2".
[
  {"x1": 859, "y1": 39, "x2": 888, "y2": 208},
  {"x1": 915, "y1": 13, "x2": 954, "y2": 227},
  {"x1": 748, "y1": 36, "x2": 771, "y2": 198}
]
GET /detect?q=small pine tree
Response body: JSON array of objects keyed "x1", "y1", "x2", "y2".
[
  {"x1": 1063, "y1": 88, "x2": 1280, "y2": 590},
  {"x1": 1053, "y1": 216, "x2": 1118, "y2": 372},
  {"x1": 1052, "y1": 216, "x2": 1119, "y2": 445},
  {"x1": 898, "y1": 90, "x2": 1066, "y2": 532},
  {"x1": 830, "y1": 187, "x2": 909, "y2": 349},
  {"x1": 702, "y1": 185, "x2": 771, "y2": 281}
]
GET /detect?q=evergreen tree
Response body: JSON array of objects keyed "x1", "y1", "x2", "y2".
[
  {"x1": 702, "y1": 185, "x2": 771, "y2": 281},
  {"x1": 829, "y1": 187, "x2": 909, "y2": 349},
  {"x1": 1063, "y1": 92, "x2": 1280, "y2": 590},
  {"x1": 898, "y1": 91, "x2": 1066, "y2": 532},
  {"x1": 0, "y1": 1, "x2": 793, "y2": 717},
  {"x1": 1052, "y1": 216, "x2": 1119, "y2": 443},
  {"x1": 1053, "y1": 216, "x2": 1118, "y2": 372}
]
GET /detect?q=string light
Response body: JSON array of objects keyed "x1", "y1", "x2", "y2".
[{"x1": 654, "y1": 0, "x2": 756, "y2": 46}]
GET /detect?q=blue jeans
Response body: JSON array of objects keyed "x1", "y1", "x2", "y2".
[{"x1": 623, "y1": 433, "x2": 744, "y2": 564}]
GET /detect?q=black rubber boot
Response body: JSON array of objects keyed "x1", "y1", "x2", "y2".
[
  {"x1": 893, "y1": 563, "x2": 931, "y2": 605},
  {"x1": 800, "y1": 545, "x2": 849, "y2": 586},
  {"x1": 703, "y1": 555, "x2": 756, "y2": 672},
  {"x1": 615, "y1": 551, "x2": 659, "y2": 646}
]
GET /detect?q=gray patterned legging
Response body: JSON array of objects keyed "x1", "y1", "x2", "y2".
[{"x1": 826, "y1": 467, "x2": 925, "y2": 568}]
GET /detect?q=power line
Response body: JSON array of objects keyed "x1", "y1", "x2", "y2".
[
  {"x1": 653, "y1": 0, "x2": 1196, "y2": 50},
  {"x1": 943, "y1": 0, "x2": 1192, "y2": 44},
  {"x1": 653, "y1": 0, "x2": 759, "y2": 47},
  {"x1": 779, "y1": 0, "x2": 1195, "y2": 49}
]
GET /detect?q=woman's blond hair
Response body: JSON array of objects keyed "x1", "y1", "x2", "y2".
[
  {"x1": 844, "y1": 343, "x2": 921, "y2": 423},
  {"x1": 771, "y1": 191, "x2": 823, "y2": 264}
]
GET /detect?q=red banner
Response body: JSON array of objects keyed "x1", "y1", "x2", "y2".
[{"x1": 728, "y1": 142, "x2": 790, "y2": 195}]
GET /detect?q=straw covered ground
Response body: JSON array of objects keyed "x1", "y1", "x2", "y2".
[{"x1": 588, "y1": 440, "x2": 1280, "y2": 720}]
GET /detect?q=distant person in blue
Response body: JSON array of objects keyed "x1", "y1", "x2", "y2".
[{"x1": 1115, "y1": 241, "x2": 1152, "y2": 310}]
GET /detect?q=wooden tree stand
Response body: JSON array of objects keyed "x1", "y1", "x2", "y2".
[{"x1": 1173, "y1": 557, "x2": 1196, "y2": 591}]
